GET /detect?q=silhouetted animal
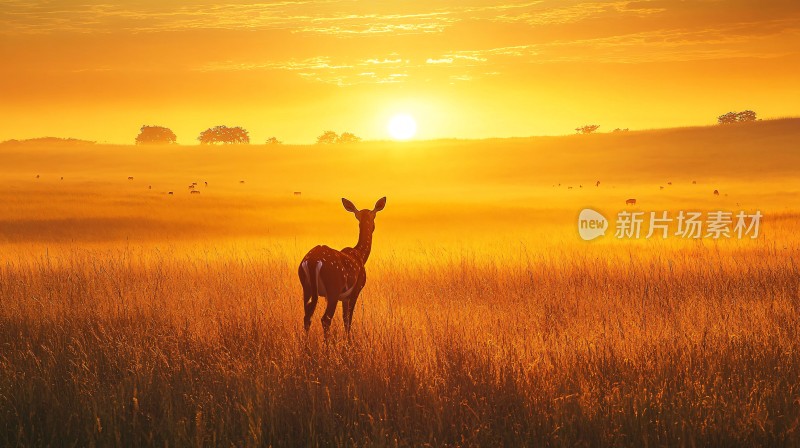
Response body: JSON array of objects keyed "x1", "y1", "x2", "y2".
[
  {"x1": 713, "y1": 190, "x2": 719, "y2": 196},
  {"x1": 294, "y1": 192, "x2": 302, "y2": 196},
  {"x1": 128, "y1": 176, "x2": 134, "y2": 180},
  {"x1": 168, "y1": 192, "x2": 173, "y2": 195},
  {"x1": 596, "y1": 181, "x2": 600, "y2": 187},
  {"x1": 299, "y1": 197, "x2": 386, "y2": 337},
  {"x1": 190, "y1": 190, "x2": 200, "y2": 195},
  {"x1": 626, "y1": 198, "x2": 637, "y2": 205}
]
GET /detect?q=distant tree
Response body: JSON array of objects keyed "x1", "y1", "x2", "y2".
[
  {"x1": 135, "y1": 125, "x2": 177, "y2": 145},
  {"x1": 317, "y1": 130, "x2": 339, "y2": 144},
  {"x1": 265, "y1": 136, "x2": 282, "y2": 145},
  {"x1": 736, "y1": 110, "x2": 757, "y2": 122},
  {"x1": 718, "y1": 110, "x2": 757, "y2": 125},
  {"x1": 575, "y1": 125, "x2": 600, "y2": 134},
  {"x1": 198, "y1": 125, "x2": 250, "y2": 144},
  {"x1": 337, "y1": 132, "x2": 362, "y2": 144},
  {"x1": 316, "y1": 130, "x2": 363, "y2": 144},
  {"x1": 717, "y1": 112, "x2": 739, "y2": 125}
]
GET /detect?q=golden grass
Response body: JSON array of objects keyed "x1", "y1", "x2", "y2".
[{"x1": 1, "y1": 120, "x2": 799, "y2": 446}]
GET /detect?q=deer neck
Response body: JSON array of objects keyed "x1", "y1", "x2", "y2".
[{"x1": 352, "y1": 224, "x2": 374, "y2": 264}]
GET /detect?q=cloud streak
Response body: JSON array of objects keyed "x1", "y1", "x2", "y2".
[{"x1": 2, "y1": 0, "x2": 799, "y2": 87}]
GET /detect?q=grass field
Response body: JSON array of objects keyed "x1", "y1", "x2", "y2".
[{"x1": 1, "y1": 119, "x2": 800, "y2": 446}]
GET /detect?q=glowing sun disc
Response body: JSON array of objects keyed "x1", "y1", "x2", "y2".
[{"x1": 387, "y1": 114, "x2": 417, "y2": 140}]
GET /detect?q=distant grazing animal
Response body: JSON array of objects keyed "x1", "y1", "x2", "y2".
[
  {"x1": 299, "y1": 197, "x2": 386, "y2": 337},
  {"x1": 192, "y1": 182, "x2": 197, "y2": 186},
  {"x1": 36, "y1": 174, "x2": 40, "y2": 179},
  {"x1": 667, "y1": 182, "x2": 672, "y2": 185},
  {"x1": 567, "y1": 186, "x2": 573, "y2": 190},
  {"x1": 240, "y1": 180, "x2": 245, "y2": 184},
  {"x1": 626, "y1": 198, "x2": 637, "y2": 206},
  {"x1": 60, "y1": 177, "x2": 63, "y2": 180},
  {"x1": 128, "y1": 176, "x2": 134, "y2": 180},
  {"x1": 168, "y1": 192, "x2": 173, "y2": 195},
  {"x1": 660, "y1": 186, "x2": 664, "y2": 190},
  {"x1": 205, "y1": 181, "x2": 208, "y2": 187},
  {"x1": 693, "y1": 180, "x2": 697, "y2": 184},
  {"x1": 294, "y1": 191, "x2": 302, "y2": 196},
  {"x1": 713, "y1": 190, "x2": 719, "y2": 196},
  {"x1": 188, "y1": 185, "x2": 195, "y2": 189},
  {"x1": 579, "y1": 185, "x2": 583, "y2": 188},
  {"x1": 596, "y1": 180, "x2": 600, "y2": 187},
  {"x1": 191, "y1": 190, "x2": 200, "y2": 195},
  {"x1": 148, "y1": 185, "x2": 152, "y2": 190}
]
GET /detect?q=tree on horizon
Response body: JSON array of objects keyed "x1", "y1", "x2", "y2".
[
  {"x1": 575, "y1": 125, "x2": 600, "y2": 134},
  {"x1": 135, "y1": 125, "x2": 177, "y2": 145},
  {"x1": 317, "y1": 130, "x2": 362, "y2": 144},
  {"x1": 337, "y1": 132, "x2": 362, "y2": 144},
  {"x1": 198, "y1": 126, "x2": 250, "y2": 144},
  {"x1": 317, "y1": 130, "x2": 339, "y2": 144},
  {"x1": 718, "y1": 110, "x2": 757, "y2": 125}
]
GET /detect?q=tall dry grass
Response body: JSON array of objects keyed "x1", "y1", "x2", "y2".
[{"x1": 1, "y1": 237, "x2": 799, "y2": 446}]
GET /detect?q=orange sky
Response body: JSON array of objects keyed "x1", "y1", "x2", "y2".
[{"x1": 1, "y1": 0, "x2": 799, "y2": 144}]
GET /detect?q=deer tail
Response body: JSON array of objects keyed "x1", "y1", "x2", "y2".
[{"x1": 301, "y1": 260, "x2": 323, "y2": 305}]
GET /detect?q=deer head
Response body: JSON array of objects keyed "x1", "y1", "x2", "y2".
[{"x1": 342, "y1": 197, "x2": 386, "y2": 232}]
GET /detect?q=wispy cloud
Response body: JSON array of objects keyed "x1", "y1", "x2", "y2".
[
  {"x1": 196, "y1": 55, "x2": 415, "y2": 86},
  {"x1": 0, "y1": 1, "x2": 457, "y2": 35},
  {"x1": 3, "y1": 0, "x2": 799, "y2": 87},
  {"x1": 0, "y1": 1, "x2": 678, "y2": 35}
]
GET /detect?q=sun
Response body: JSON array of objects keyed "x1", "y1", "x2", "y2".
[{"x1": 387, "y1": 114, "x2": 417, "y2": 140}]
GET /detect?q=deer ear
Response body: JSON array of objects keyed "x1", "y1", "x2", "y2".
[
  {"x1": 373, "y1": 197, "x2": 387, "y2": 213},
  {"x1": 342, "y1": 198, "x2": 358, "y2": 213}
]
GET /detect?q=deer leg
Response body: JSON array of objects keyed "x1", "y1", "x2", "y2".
[
  {"x1": 341, "y1": 297, "x2": 351, "y2": 333},
  {"x1": 321, "y1": 295, "x2": 339, "y2": 337},
  {"x1": 303, "y1": 291, "x2": 318, "y2": 332},
  {"x1": 343, "y1": 294, "x2": 359, "y2": 333}
]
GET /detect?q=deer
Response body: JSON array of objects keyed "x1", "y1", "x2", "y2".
[
  {"x1": 298, "y1": 197, "x2": 386, "y2": 337},
  {"x1": 626, "y1": 198, "x2": 637, "y2": 206}
]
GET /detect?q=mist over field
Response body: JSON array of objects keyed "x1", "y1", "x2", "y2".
[{"x1": 1, "y1": 119, "x2": 800, "y2": 446}]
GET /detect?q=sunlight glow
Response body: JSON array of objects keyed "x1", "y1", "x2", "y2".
[{"x1": 387, "y1": 114, "x2": 417, "y2": 140}]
